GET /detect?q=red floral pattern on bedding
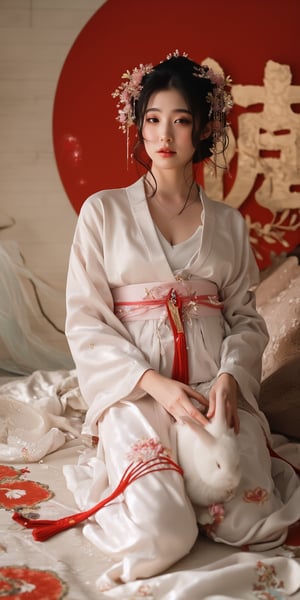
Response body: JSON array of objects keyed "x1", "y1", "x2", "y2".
[
  {"x1": 243, "y1": 487, "x2": 269, "y2": 505},
  {"x1": 0, "y1": 566, "x2": 67, "y2": 599},
  {"x1": 0, "y1": 466, "x2": 67, "y2": 598},
  {"x1": 0, "y1": 465, "x2": 53, "y2": 511}
]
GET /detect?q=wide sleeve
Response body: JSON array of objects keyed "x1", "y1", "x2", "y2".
[
  {"x1": 65, "y1": 196, "x2": 152, "y2": 431},
  {"x1": 217, "y1": 212, "x2": 269, "y2": 405}
]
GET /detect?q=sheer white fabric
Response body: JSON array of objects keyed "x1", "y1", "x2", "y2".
[{"x1": 0, "y1": 240, "x2": 74, "y2": 375}]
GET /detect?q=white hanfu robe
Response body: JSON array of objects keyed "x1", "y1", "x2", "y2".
[{"x1": 64, "y1": 177, "x2": 300, "y2": 587}]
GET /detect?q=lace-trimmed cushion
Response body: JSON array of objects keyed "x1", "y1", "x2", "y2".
[
  {"x1": 256, "y1": 256, "x2": 300, "y2": 440},
  {"x1": 256, "y1": 256, "x2": 300, "y2": 380}
]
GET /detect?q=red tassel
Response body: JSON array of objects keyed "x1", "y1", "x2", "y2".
[
  {"x1": 12, "y1": 454, "x2": 183, "y2": 542},
  {"x1": 166, "y1": 289, "x2": 189, "y2": 384},
  {"x1": 13, "y1": 513, "x2": 55, "y2": 528}
]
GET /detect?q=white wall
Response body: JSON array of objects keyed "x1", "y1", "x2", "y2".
[
  {"x1": 0, "y1": 0, "x2": 105, "y2": 291},
  {"x1": 0, "y1": 0, "x2": 107, "y2": 357}
]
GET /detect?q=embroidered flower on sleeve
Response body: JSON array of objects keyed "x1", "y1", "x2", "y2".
[
  {"x1": 243, "y1": 487, "x2": 269, "y2": 504},
  {"x1": 134, "y1": 584, "x2": 155, "y2": 598},
  {"x1": 126, "y1": 438, "x2": 171, "y2": 462},
  {"x1": 252, "y1": 560, "x2": 285, "y2": 598}
]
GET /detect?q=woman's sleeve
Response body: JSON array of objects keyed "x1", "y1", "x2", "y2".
[
  {"x1": 65, "y1": 198, "x2": 151, "y2": 416},
  {"x1": 217, "y1": 213, "x2": 269, "y2": 402}
]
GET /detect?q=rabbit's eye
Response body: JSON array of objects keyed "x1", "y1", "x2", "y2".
[{"x1": 216, "y1": 462, "x2": 221, "y2": 469}]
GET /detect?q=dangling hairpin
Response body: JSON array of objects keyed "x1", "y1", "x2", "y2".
[
  {"x1": 112, "y1": 63, "x2": 153, "y2": 161},
  {"x1": 193, "y1": 64, "x2": 233, "y2": 159},
  {"x1": 112, "y1": 63, "x2": 154, "y2": 133}
]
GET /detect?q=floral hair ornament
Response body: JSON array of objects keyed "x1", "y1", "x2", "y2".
[{"x1": 112, "y1": 62, "x2": 154, "y2": 161}]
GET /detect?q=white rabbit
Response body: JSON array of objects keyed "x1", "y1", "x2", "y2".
[{"x1": 175, "y1": 399, "x2": 241, "y2": 508}]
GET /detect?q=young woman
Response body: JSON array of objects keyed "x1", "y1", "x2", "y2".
[{"x1": 63, "y1": 52, "x2": 300, "y2": 586}]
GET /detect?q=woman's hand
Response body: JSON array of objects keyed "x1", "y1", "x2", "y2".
[
  {"x1": 138, "y1": 370, "x2": 209, "y2": 426},
  {"x1": 207, "y1": 373, "x2": 240, "y2": 433}
]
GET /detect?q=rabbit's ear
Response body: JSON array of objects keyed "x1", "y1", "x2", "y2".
[
  {"x1": 178, "y1": 416, "x2": 215, "y2": 447},
  {"x1": 208, "y1": 397, "x2": 228, "y2": 436}
]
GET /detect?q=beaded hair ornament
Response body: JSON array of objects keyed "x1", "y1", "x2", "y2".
[{"x1": 112, "y1": 49, "x2": 233, "y2": 162}]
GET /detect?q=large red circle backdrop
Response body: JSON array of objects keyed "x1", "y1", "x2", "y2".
[{"x1": 52, "y1": 0, "x2": 300, "y2": 268}]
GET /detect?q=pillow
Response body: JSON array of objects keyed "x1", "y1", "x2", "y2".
[{"x1": 256, "y1": 256, "x2": 300, "y2": 380}]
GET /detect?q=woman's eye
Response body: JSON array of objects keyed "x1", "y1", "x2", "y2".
[
  {"x1": 146, "y1": 117, "x2": 159, "y2": 123},
  {"x1": 175, "y1": 118, "x2": 192, "y2": 125}
]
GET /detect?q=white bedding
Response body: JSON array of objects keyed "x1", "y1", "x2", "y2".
[{"x1": 0, "y1": 369, "x2": 299, "y2": 599}]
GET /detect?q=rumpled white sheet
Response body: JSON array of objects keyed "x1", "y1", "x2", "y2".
[
  {"x1": 0, "y1": 369, "x2": 85, "y2": 462},
  {"x1": 0, "y1": 369, "x2": 300, "y2": 598},
  {"x1": 101, "y1": 553, "x2": 300, "y2": 599}
]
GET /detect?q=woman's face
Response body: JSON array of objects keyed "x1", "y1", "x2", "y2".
[{"x1": 142, "y1": 88, "x2": 196, "y2": 171}]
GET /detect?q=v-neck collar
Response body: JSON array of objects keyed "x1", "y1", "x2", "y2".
[
  {"x1": 125, "y1": 177, "x2": 215, "y2": 278},
  {"x1": 126, "y1": 177, "x2": 175, "y2": 280}
]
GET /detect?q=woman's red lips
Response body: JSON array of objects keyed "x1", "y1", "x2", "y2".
[{"x1": 158, "y1": 148, "x2": 175, "y2": 155}]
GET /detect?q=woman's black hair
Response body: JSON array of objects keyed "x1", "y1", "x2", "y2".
[{"x1": 132, "y1": 56, "x2": 215, "y2": 168}]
